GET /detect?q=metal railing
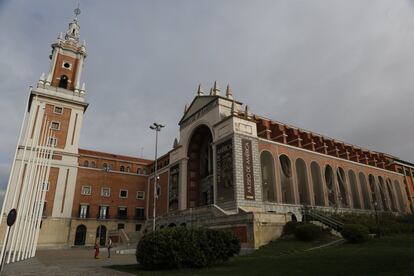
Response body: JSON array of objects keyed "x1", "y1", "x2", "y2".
[{"x1": 303, "y1": 208, "x2": 344, "y2": 232}]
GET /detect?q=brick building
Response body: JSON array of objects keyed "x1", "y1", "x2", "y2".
[{"x1": 1, "y1": 14, "x2": 414, "y2": 259}]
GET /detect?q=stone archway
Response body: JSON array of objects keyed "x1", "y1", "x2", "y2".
[
  {"x1": 187, "y1": 125, "x2": 214, "y2": 208},
  {"x1": 74, "y1": 225, "x2": 86, "y2": 246}
]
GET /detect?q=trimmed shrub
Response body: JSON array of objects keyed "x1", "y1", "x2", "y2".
[
  {"x1": 136, "y1": 227, "x2": 240, "y2": 270},
  {"x1": 283, "y1": 221, "x2": 299, "y2": 236},
  {"x1": 294, "y1": 223, "x2": 322, "y2": 241},
  {"x1": 341, "y1": 224, "x2": 369, "y2": 243},
  {"x1": 329, "y1": 213, "x2": 414, "y2": 236}
]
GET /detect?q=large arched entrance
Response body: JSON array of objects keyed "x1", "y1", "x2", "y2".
[
  {"x1": 74, "y1": 225, "x2": 86, "y2": 246},
  {"x1": 96, "y1": 225, "x2": 107, "y2": 246},
  {"x1": 187, "y1": 125, "x2": 214, "y2": 208}
]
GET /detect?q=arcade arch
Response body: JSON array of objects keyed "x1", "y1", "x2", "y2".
[{"x1": 186, "y1": 125, "x2": 214, "y2": 208}]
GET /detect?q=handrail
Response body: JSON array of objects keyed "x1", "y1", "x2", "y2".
[{"x1": 303, "y1": 208, "x2": 344, "y2": 232}]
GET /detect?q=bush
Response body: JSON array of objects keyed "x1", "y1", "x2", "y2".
[
  {"x1": 294, "y1": 223, "x2": 322, "y2": 241},
  {"x1": 329, "y1": 213, "x2": 414, "y2": 236},
  {"x1": 341, "y1": 224, "x2": 369, "y2": 243},
  {"x1": 283, "y1": 221, "x2": 299, "y2": 236},
  {"x1": 136, "y1": 227, "x2": 240, "y2": 270}
]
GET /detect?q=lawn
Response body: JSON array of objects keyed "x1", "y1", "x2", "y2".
[{"x1": 108, "y1": 235, "x2": 414, "y2": 276}]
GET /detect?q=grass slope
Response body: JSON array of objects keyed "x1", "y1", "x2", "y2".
[{"x1": 108, "y1": 235, "x2": 414, "y2": 276}]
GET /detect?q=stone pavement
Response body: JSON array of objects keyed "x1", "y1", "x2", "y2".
[{"x1": 2, "y1": 248, "x2": 136, "y2": 275}]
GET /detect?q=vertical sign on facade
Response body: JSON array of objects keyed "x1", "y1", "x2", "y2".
[
  {"x1": 216, "y1": 139, "x2": 234, "y2": 203},
  {"x1": 242, "y1": 139, "x2": 255, "y2": 200},
  {"x1": 168, "y1": 164, "x2": 180, "y2": 212}
]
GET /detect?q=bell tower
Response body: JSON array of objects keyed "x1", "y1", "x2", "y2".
[
  {"x1": 44, "y1": 14, "x2": 86, "y2": 94},
  {"x1": 0, "y1": 8, "x2": 89, "y2": 262}
]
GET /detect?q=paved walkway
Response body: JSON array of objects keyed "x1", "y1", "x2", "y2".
[{"x1": 2, "y1": 248, "x2": 136, "y2": 275}]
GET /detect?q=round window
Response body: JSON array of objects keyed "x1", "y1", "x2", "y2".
[{"x1": 63, "y1": 62, "x2": 71, "y2": 69}]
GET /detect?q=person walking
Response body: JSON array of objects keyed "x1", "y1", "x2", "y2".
[
  {"x1": 94, "y1": 238, "x2": 100, "y2": 259},
  {"x1": 107, "y1": 238, "x2": 113, "y2": 258}
]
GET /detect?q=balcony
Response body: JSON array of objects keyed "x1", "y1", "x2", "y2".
[
  {"x1": 134, "y1": 215, "x2": 146, "y2": 221},
  {"x1": 117, "y1": 214, "x2": 128, "y2": 220}
]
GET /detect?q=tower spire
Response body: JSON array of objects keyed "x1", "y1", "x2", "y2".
[
  {"x1": 226, "y1": 84, "x2": 233, "y2": 100},
  {"x1": 211, "y1": 81, "x2": 220, "y2": 96},
  {"x1": 197, "y1": 84, "x2": 204, "y2": 96},
  {"x1": 74, "y1": 2, "x2": 81, "y2": 20}
]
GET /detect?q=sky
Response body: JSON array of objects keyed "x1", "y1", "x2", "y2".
[{"x1": 1, "y1": 0, "x2": 414, "y2": 198}]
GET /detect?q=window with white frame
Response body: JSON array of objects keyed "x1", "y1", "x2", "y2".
[
  {"x1": 136, "y1": 191, "x2": 145, "y2": 200},
  {"x1": 53, "y1": 106, "x2": 63, "y2": 114},
  {"x1": 101, "y1": 187, "x2": 110, "y2": 197},
  {"x1": 81, "y1": 185, "x2": 92, "y2": 195},
  {"x1": 119, "y1": 189, "x2": 128, "y2": 198},
  {"x1": 50, "y1": 121, "x2": 60, "y2": 130},
  {"x1": 48, "y1": 137, "x2": 57, "y2": 147},
  {"x1": 42, "y1": 181, "x2": 49, "y2": 191},
  {"x1": 99, "y1": 205, "x2": 108, "y2": 219},
  {"x1": 79, "y1": 204, "x2": 89, "y2": 218}
]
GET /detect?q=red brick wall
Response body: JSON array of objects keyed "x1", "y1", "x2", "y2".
[
  {"x1": 73, "y1": 168, "x2": 148, "y2": 220},
  {"x1": 51, "y1": 53, "x2": 79, "y2": 90}
]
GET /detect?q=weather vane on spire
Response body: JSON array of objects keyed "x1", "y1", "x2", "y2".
[{"x1": 74, "y1": 2, "x2": 81, "y2": 19}]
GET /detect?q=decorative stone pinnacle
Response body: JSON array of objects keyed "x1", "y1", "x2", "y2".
[
  {"x1": 226, "y1": 84, "x2": 233, "y2": 100},
  {"x1": 212, "y1": 81, "x2": 220, "y2": 96},
  {"x1": 231, "y1": 100, "x2": 237, "y2": 116},
  {"x1": 197, "y1": 84, "x2": 204, "y2": 96},
  {"x1": 245, "y1": 105, "x2": 251, "y2": 119}
]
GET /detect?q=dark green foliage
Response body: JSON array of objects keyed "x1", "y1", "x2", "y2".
[
  {"x1": 294, "y1": 223, "x2": 322, "y2": 241},
  {"x1": 283, "y1": 221, "x2": 299, "y2": 235},
  {"x1": 328, "y1": 213, "x2": 414, "y2": 236},
  {"x1": 136, "y1": 227, "x2": 241, "y2": 270},
  {"x1": 341, "y1": 224, "x2": 369, "y2": 243}
]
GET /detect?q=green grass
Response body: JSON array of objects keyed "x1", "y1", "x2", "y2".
[{"x1": 108, "y1": 235, "x2": 414, "y2": 276}]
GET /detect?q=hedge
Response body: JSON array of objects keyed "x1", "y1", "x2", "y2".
[
  {"x1": 283, "y1": 221, "x2": 299, "y2": 236},
  {"x1": 136, "y1": 227, "x2": 240, "y2": 269},
  {"x1": 294, "y1": 223, "x2": 323, "y2": 241},
  {"x1": 341, "y1": 224, "x2": 369, "y2": 243}
]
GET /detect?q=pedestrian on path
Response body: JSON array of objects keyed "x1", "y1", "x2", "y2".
[
  {"x1": 94, "y1": 238, "x2": 100, "y2": 259},
  {"x1": 107, "y1": 238, "x2": 113, "y2": 258}
]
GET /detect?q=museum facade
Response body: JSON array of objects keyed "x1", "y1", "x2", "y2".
[{"x1": 1, "y1": 14, "x2": 414, "y2": 262}]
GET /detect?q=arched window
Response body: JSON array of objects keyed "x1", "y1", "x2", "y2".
[
  {"x1": 368, "y1": 174, "x2": 379, "y2": 210},
  {"x1": 120, "y1": 166, "x2": 125, "y2": 172},
  {"x1": 324, "y1": 165, "x2": 336, "y2": 207},
  {"x1": 260, "y1": 151, "x2": 277, "y2": 202},
  {"x1": 279, "y1": 155, "x2": 294, "y2": 204},
  {"x1": 296, "y1": 159, "x2": 310, "y2": 205},
  {"x1": 137, "y1": 168, "x2": 142, "y2": 174},
  {"x1": 359, "y1": 173, "x2": 371, "y2": 210},
  {"x1": 336, "y1": 167, "x2": 349, "y2": 207},
  {"x1": 90, "y1": 161, "x2": 96, "y2": 168},
  {"x1": 59, "y1": 75, "x2": 68, "y2": 89},
  {"x1": 386, "y1": 178, "x2": 398, "y2": 212},
  {"x1": 348, "y1": 170, "x2": 361, "y2": 209},
  {"x1": 102, "y1": 163, "x2": 108, "y2": 170},
  {"x1": 83, "y1": 160, "x2": 89, "y2": 167},
  {"x1": 394, "y1": 180, "x2": 405, "y2": 212},
  {"x1": 378, "y1": 176, "x2": 389, "y2": 211},
  {"x1": 311, "y1": 162, "x2": 324, "y2": 206},
  {"x1": 108, "y1": 164, "x2": 113, "y2": 170},
  {"x1": 126, "y1": 166, "x2": 130, "y2": 172}
]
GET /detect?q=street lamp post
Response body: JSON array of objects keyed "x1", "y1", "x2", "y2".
[{"x1": 150, "y1": 122, "x2": 164, "y2": 232}]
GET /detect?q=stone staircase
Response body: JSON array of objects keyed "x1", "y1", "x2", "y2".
[{"x1": 302, "y1": 208, "x2": 345, "y2": 237}]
